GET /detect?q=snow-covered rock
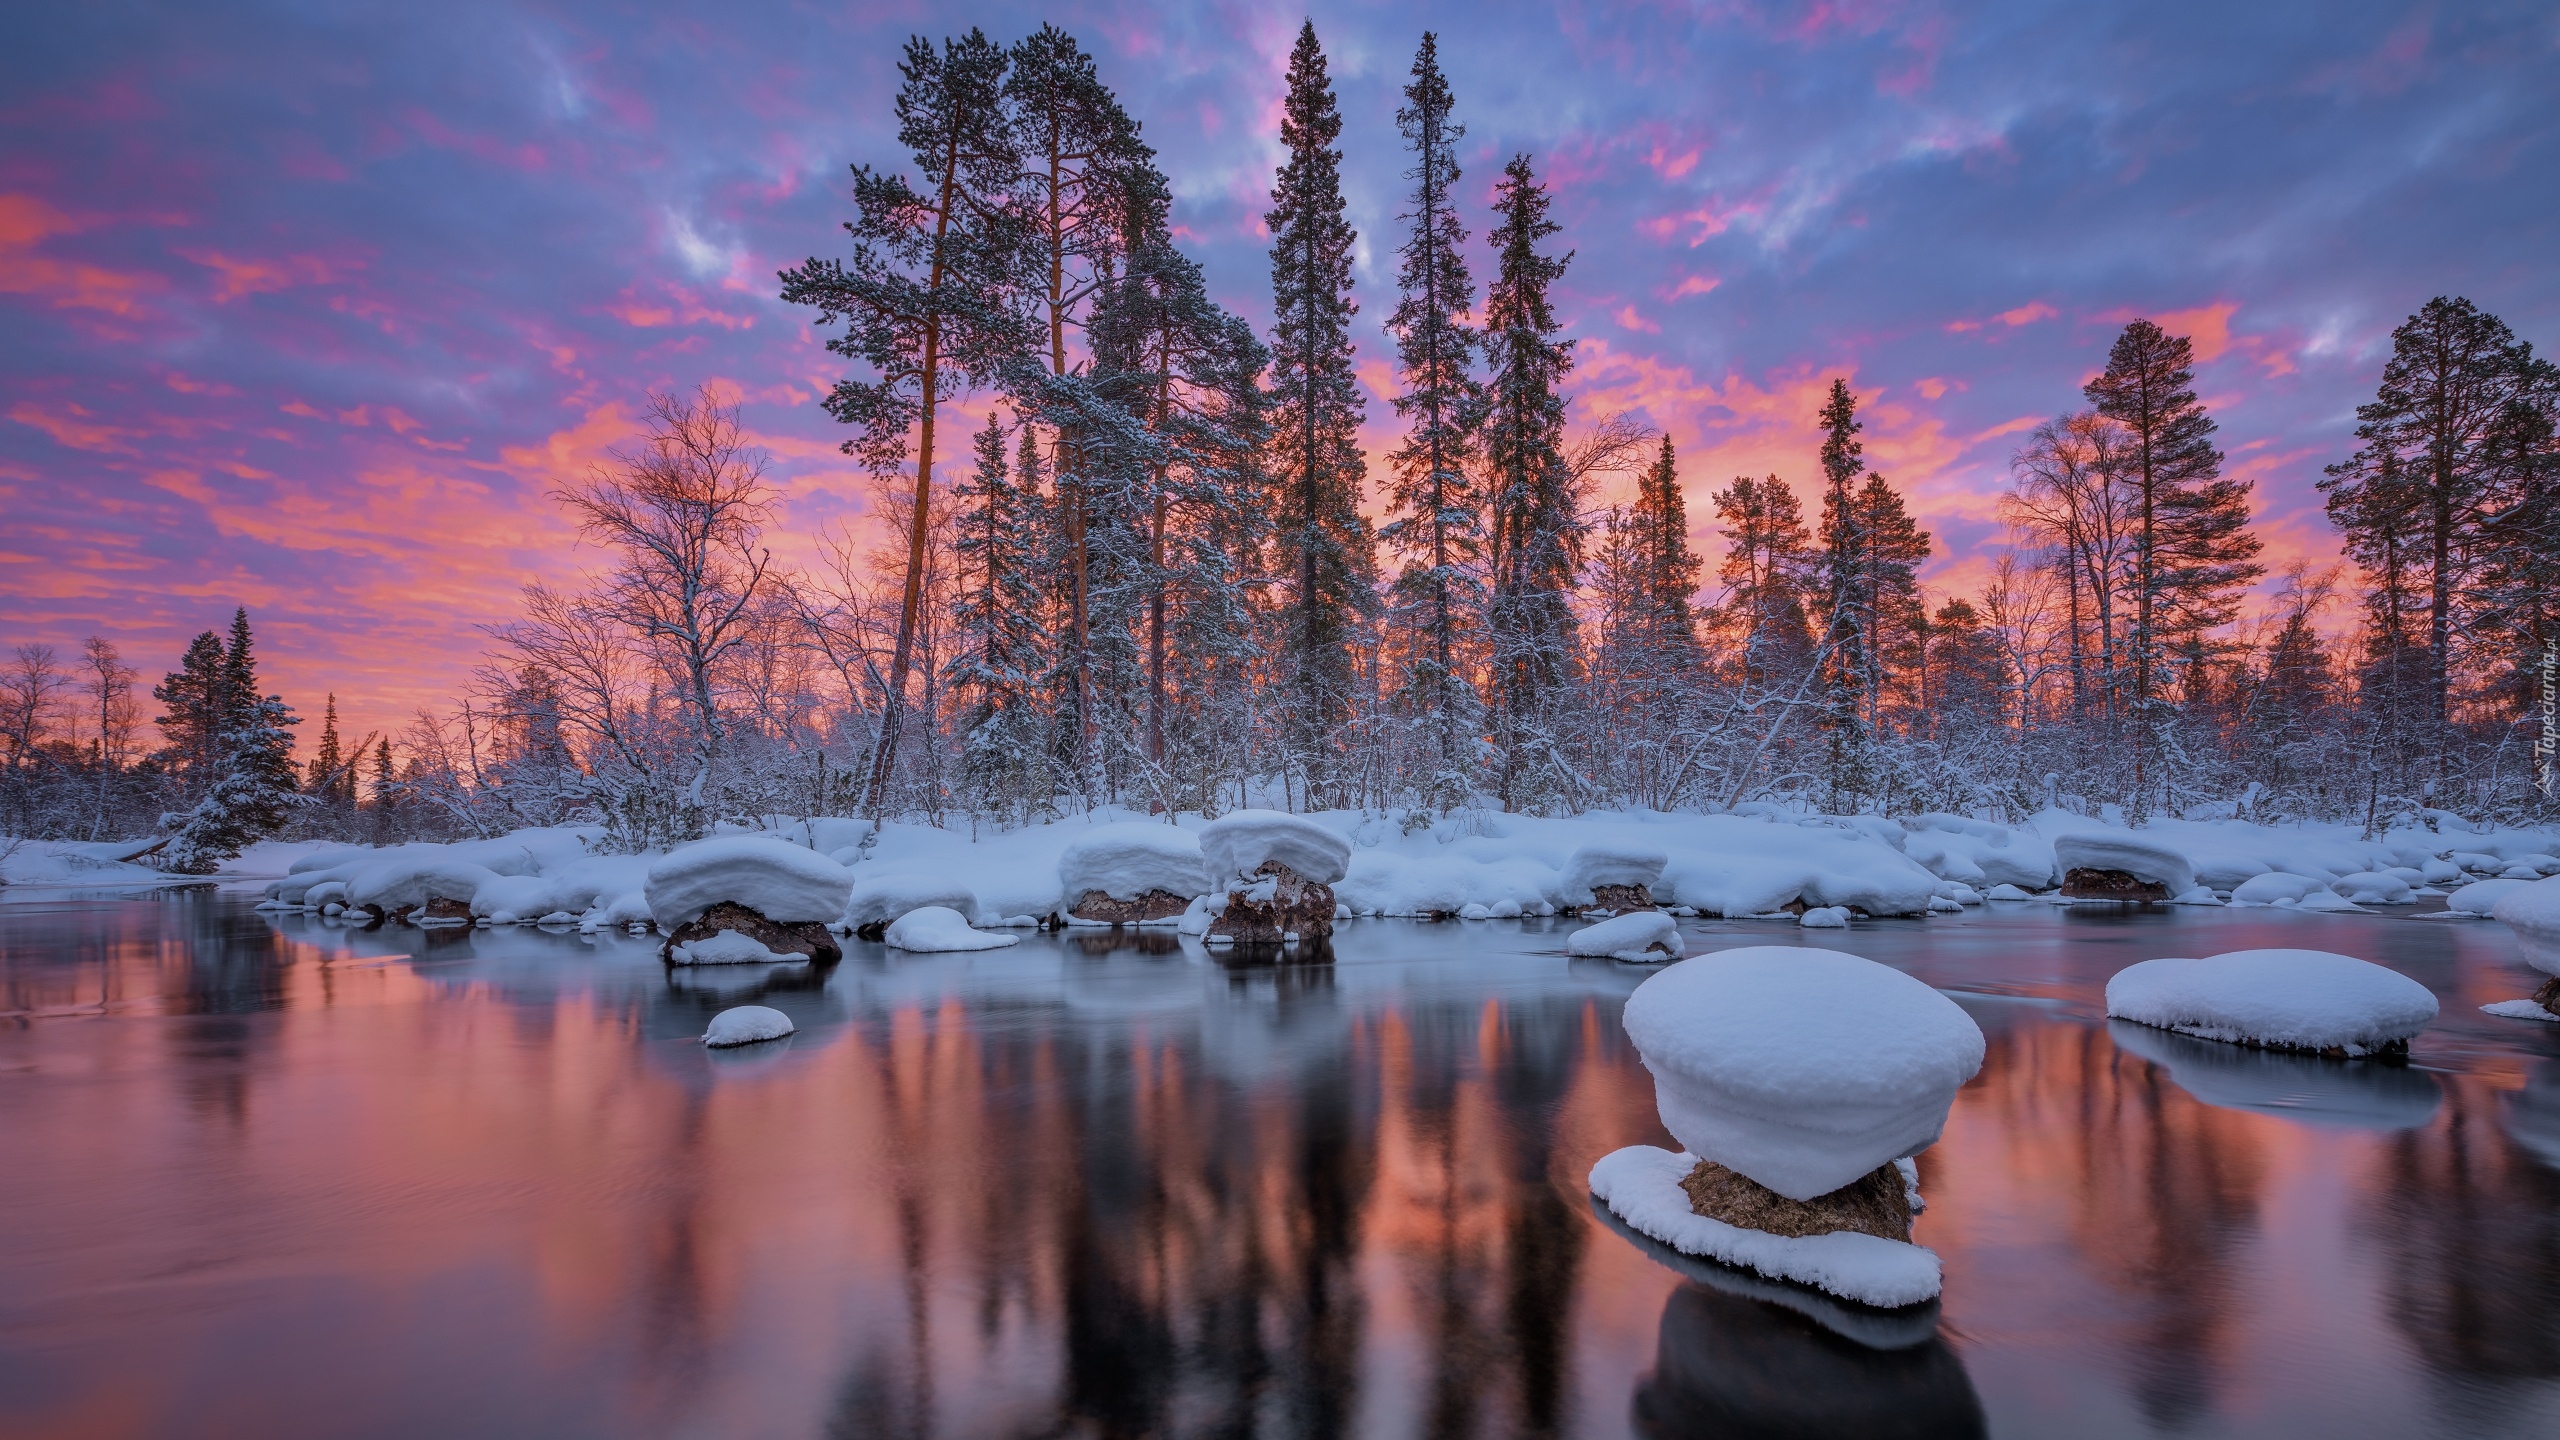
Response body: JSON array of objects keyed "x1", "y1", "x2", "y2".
[
  {"x1": 1057, "y1": 822, "x2": 1209, "y2": 903},
  {"x1": 2493, "y1": 876, "x2": 2560, "y2": 977},
  {"x1": 1620, "y1": 947, "x2": 1985, "y2": 1200},
  {"x1": 703, "y1": 1005, "x2": 795, "y2": 1047},
  {"x1": 2053, "y1": 831, "x2": 2195, "y2": 897},
  {"x1": 2230, "y1": 873, "x2": 2334, "y2": 907},
  {"x1": 2331, "y1": 872, "x2": 2416, "y2": 905},
  {"x1": 1799, "y1": 906, "x2": 1851, "y2": 928},
  {"x1": 1566, "y1": 911, "x2": 1683, "y2": 962},
  {"x1": 1984, "y1": 883, "x2": 2036, "y2": 901},
  {"x1": 348, "y1": 856, "x2": 500, "y2": 916},
  {"x1": 2449, "y1": 877, "x2": 2529, "y2": 916},
  {"x1": 645, "y1": 837, "x2": 856, "y2": 929},
  {"x1": 845, "y1": 871, "x2": 984, "y2": 931},
  {"x1": 2105, "y1": 949, "x2": 2438, "y2": 1056},
  {"x1": 1197, "y1": 809, "x2": 1351, "y2": 885},
  {"x1": 2170, "y1": 886, "x2": 2223, "y2": 905},
  {"x1": 883, "y1": 905, "x2": 1020, "y2": 953},
  {"x1": 1560, "y1": 842, "x2": 1669, "y2": 906}
]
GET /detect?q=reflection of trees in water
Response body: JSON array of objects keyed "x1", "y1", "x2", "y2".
[
  {"x1": 1961, "y1": 1021, "x2": 2267, "y2": 1429},
  {"x1": 1632, "y1": 1282, "x2": 1984, "y2": 1439},
  {"x1": 2364, "y1": 1072, "x2": 2560, "y2": 1402},
  {"x1": 811, "y1": 979, "x2": 1610, "y2": 1437}
]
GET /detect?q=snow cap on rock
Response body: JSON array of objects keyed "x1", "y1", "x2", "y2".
[
  {"x1": 883, "y1": 905, "x2": 1020, "y2": 953},
  {"x1": 2053, "y1": 831, "x2": 2196, "y2": 894},
  {"x1": 1198, "y1": 809, "x2": 1352, "y2": 885},
  {"x1": 2493, "y1": 876, "x2": 2560, "y2": 977},
  {"x1": 2106, "y1": 949, "x2": 2438, "y2": 1054},
  {"x1": 1057, "y1": 822, "x2": 1209, "y2": 902},
  {"x1": 348, "y1": 855, "x2": 500, "y2": 913},
  {"x1": 2230, "y1": 873, "x2": 2333, "y2": 906},
  {"x1": 703, "y1": 1005, "x2": 795, "y2": 1047},
  {"x1": 1561, "y1": 842, "x2": 1669, "y2": 904},
  {"x1": 1622, "y1": 946, "x2": 1986, "y2": 1201},
  {"x1": 1566, "y1": 910, "x2": 1683, "y2": 962},
  {"x1": 645, "y1": 837, "x2": 856, "y2": 929},
  {"x1": 845, "y1": 871, "x2": 983, "y2": 930}
]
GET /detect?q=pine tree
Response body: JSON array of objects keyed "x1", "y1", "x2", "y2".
[
  {"x1": 948, "y1": 415, "x2": 1055, "y2": 818},
  {"x1": 162, "y1": 609, "x2": 300, "y2": 872},
  {"x1": 1379, "y1": 32, "x2": 1485, "y2": 810},
  {"x1": 2086, "y1": 318, "x2": 2263, "y2": 818},
  {"x1": 1482, "y1": 153, "x2": 1580, "y2": 809},
  {"x1": 1710, "y1": 474, "x2": 1817, "y2": 691},
  {"x1": 1811, "y1": 379, "x2": 1873, "y2": 807},
  {"x1": 1630, "y1": 436, "x2": 1703, "y2": 671},
  {"x1": 781, "y1": 29, "x2": 1030, "y2": 813},
  {"x1": 1849, "y1": 471, "x2": 1931, "y2": 726},
  {"x1": 1264, "y1": 21, "x2": 1376, "y2": 806},
  {"x1": 153, "y1": 629, "x2": 229, "y2": 795},
  {"x1": 1922, "y1": 598, "x2": 2008, "y2": 732},
  {"x1": 307, "y1": 694, "x2": 344, "y2": 796}
]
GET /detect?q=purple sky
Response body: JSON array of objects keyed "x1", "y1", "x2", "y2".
[{"x1": 3, "y1": 0, "x2": 2554, "y2": 743}]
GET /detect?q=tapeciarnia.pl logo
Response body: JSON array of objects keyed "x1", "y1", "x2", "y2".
[{"x1": 2541, "y1": 638, "x2": 2558, "y2": 800}]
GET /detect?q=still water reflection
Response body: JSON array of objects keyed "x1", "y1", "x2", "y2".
[{"x1": 4, "y1": 894, "x2": 2560, "y2": 1438}]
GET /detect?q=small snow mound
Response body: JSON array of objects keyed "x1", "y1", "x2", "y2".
[
  {"x1": 1568, "y1": 910, "x2": 1683, "y2": 962},
  {"x1": 846, "y1": 872, "x2": 981, "y2": 930},
  {"x1": 2482, "y1": 999, "x2": 2560, "y2": 1024},
  {"x1": 2231, "y1": 873, "x2": 2332, "y2": 906},
  {"x1": 2334, "y1": 872, "x2": 2415, "y2": 905},
  {"x1": 1622, "y1": 947, "x2": 1985, "y2": 1200},
  {"x1": 645, "y1": 838, "x2": 855, "y2": 929},
  {"x1": 1799, "y1": 906, "x2": 1851, "y2": 928},
  {"x1": 1561, "y1": 842, "x2": 1669, "y2": 904},
  {"x1": 703, "y1": 1005, "x2": 795, "y2": 1048},
  {"x1": 2053, "y1": 832, "x2": 2196, "y2": 894},
  {"x1": 1489, "y1": 898, "x2": 1523, "y2": 919},
  {"x1": 1197, "y1": 809, "x2": 1351, "y2": 885},
  {"x1": 2493, "y1": 876, "x2": 2560, "y2": 976},
  {"x1": 2449, "y1": 877, "x2": 2528, "y2": 915},
  {"x1": 2504, "y1": 864, "x2": 2548, "y2": 880},
  {"x1": 1984, "y1": 884, "x2": 2035, "y2": 901},
  {"x1": 671, "y1": 929, "x2": 796, "y2": 966},
  {"x1": 883, "y1": 905, "x2": 1019, "y2": 953},
  {"x1": 1926, "y1": 896, "x2": 1964, "y2": 914},
  {"x1": 1057, "y1": 823, "x2": 1209, "y2": 902},
  {"x1": 2294, "y1": 890, "x2": 2365, "y2": 913},
  {"x1": 2170, "y1": 886, "x2": 2224, "y2": 906},
  {"x1": 1458, "y1": 902, "x2": 1493, "y2": 920},
  {"x1": 1588, "y1": 1146, "x2": 1942, "y2": 1308},
  {"x1": 2105, "y1": 949, "x2": 2437, "y2": 1055}
]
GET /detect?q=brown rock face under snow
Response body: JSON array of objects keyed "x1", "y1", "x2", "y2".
[
  {"x1": 2060, "y1": 866, "x2": 2169, "y2": 901},
  {"x1": 1210, "y1": 861, "x2": 1337, "y2": 943},
  {"x1": 1679, "y1": 1157, "x2": 1914, "y2": 1243},
  {"x1": 1068, "y1": 888, "x2": 1194, "y2": 925},
  {"x1": 2532, "y1": 975, "x2": 2560, "y2": 1018},
  {"x1": 663, "y1": 900, "x2": 841, "y2": 964},
  {"x1": 1588, "y1": 882, "x2": 1654, "y2": 912}
]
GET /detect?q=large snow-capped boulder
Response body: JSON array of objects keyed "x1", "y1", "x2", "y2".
[
  {"x1": 1621, "y1": 947, "x2": 1986, "y2": 1200},
  {"x1": 2054, "y1": 831, "x2": 2195, "y2": 900},
  {"x1": 645, "y1": 837, "x2": 855, "y2": 928},
  {"x1": 1198, "y1": 810, "x2": 1351, "y2": 885},
  {"x1": 1562, "y1": 842, "x2": 1670, "y2": 909},
  {"x1": 2493, "y1": 876, "x2": 2560, "y2": 982},
  {"x1": 1059, "y1": 822, "x2": 1209, "y2": 923},
  {"x1": 1567, "y1": 910, "x2": 1683, "y2": 962},
  {"x1": 2105, "y1": 949, "x2": 2438, "y2": 1057},
  {"x1": 883, "y1": 905, "x2": 1020, "y2": 953}
]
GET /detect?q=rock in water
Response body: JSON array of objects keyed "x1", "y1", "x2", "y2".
[
  {"x1": 882, "y1": 905, "x2": 1019, "y2": 953},
  {"x1": 2053, "y1": 831, "x2": 2194, "y2": 900},
  {"x1": 1561, "y1": 842, "x2": 1669, "y2": 913},
  {"x1": 1197, "y1": 810, "x2": 1352, "y2": 887},
  {"x1": 1210, "y1": 861, "x2": 1337, "y2": 944},
  {"x1": 703, "y1": 1005, "x2": 794, "y2": 1047},
  {"x1": 2105, "y1": 949, "x2": 2437, "y2": 1056},
  {"x1": 1058, "y1": 823, "x2": 1209, "y2": 926},
  {"x1": 2493, "y1": 877, "x2": 2560, "y2": 1005},
  {"x1": 663, "y1": 901, "x2": 840, "y2": 965},
  {"x1": 1566, "y1": 910, "x2": 1683, "y2": 962}
]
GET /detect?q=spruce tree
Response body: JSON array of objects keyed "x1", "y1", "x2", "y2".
[
  {"x1": 1482, "y1": 153, "x2": 1579, "y2": 808},
  {"x1": 163, "y1": 610, "x2": 299, "y2": 872},
  {"x1": 1631, "y1": 436, "x2": 1704, "y2": 670},
  {"x1": 1264, "y1": 21, "x2": 1376, "y2": 806},
  {"x1": 1849, "y1": 472, "x2": 1931, "y2": 726},
  {"x1": 153, "y1": 629, "x2": 228, "y2": 794},
  {"x1": 2086, "y1": 318, "x2": 2262, "y2": 818},
  {"x1": 948, "y1": 415, "x2": 1054, "y2": 818},
  {"x1": 781, "y1": 29, "x2": 1029, "y2": 813},
  {"x1": 1710, "y1": 474, "x2": 1816, "y2": 690},
  {"x1": 1380, "y1": 32, "x2": 1485, "y2": 810},
  {"x1": 1812, "y1": 379, "x2": 1873, "y2": 807}
]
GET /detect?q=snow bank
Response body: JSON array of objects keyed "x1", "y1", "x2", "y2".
[
  {"x1": 1057, "y1": 822, "x2": 1209, "y2": 902},
  {"x1": 883, "y1": 905, "x2": 1020, "y2": 953},
  {"x1": 1903, "y1": 814, "x2": 2056, "y2": 890},
  {"x1": 703, "y1": 1005, "x2": 795, "y2": 1047},
  {"x1": 1622, "y1": 947, "x2": 1985, "y2": 1200},
  {"x1": 1560, "y1": 842, "x2": 1668, "y2": 905},
  {"x1": 2053, "y1": 832, "x2": 2195, "y2": 894},
  {"x1": 644, "y1": 837, "x2": 855, "y2": 929},
  {"x1": 2493, "y1": 877, "x2": 2560, "y2": 977},
  {"x1": 1588, "y1": 1146, "x2": 1942, "y2": 1309},
  {"x1": 2105, "y1": 949, "x2": 2437, "y2": 1055},
  {"x1": 0, "y1": 839, "x2": 174, "y2": 888},
  {"x1": 1198, "y1": 809, "x2": 1351, "y2": 885},
  {"x1": 1565, "y1": 911, "x2": 1683, "y2": 962}
]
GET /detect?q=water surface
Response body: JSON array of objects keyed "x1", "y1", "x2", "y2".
[{"x1": 4, "y1": 893, "x2": 2559, "y2": 1438}]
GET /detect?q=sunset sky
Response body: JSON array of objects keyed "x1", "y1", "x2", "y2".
[{"x1": 3, "y1": 0, "x2": 2554, "y2": 746}]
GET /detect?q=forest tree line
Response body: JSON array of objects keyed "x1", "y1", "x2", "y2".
[{"x1": 3, "y1": 23, "x2": 2554, "y2": 859}]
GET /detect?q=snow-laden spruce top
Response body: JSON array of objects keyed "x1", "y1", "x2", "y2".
[
  {"x1": 1057, "y1": 821, "x2": 1209, "y2": 901},
  {"x1": 1560, "y1": 842, "x2": 1668, "y2": 902},
  {"x1": 1198, "y1": 809, "x2": 1351, "y2": 885},
  {"x1": 2052, "y1": 831, "x2": 2195, "y2": 893},
  {"x1": 1622, "y1": 946, "x2": 1985, "y2": 1200},
  {"x1": 2492, "y1": 876, "x2": 2560, "y2": 977},
  {"x1": 2105, "y1": 949, "x2": 2438, "y2": 1054},
  {"x1": 644, "y1": 836, "x2": 856, "y2": 928}
]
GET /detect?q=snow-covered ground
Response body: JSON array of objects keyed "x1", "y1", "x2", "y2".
[{"x1": 202, "y1": 803, "x2": 2560, "y2": 940}]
